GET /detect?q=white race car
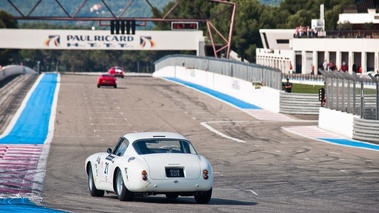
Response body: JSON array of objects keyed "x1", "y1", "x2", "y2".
[{"x1": 85, "y1": 132, "x2": 213, "y2": 204}]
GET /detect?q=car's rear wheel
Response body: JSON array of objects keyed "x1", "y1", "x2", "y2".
[
  {"x1": 114, "y1": 84, "x2": 117, "y2": 88},
  {"x1": 115, "y1": 169, "x2": 134, "y2": 201},
  {"x1": 194, "y1": 188, "x2": 212, "y2": 204},
  {"x1": 165, "y1": 193, "x2": 179, "y2": 199},
  {"x1": 97, "y1": 85, "x2": 100, "y2": 88},
  {"x1": 88, "y1": 164, "x2": 104, "y2": 197}
]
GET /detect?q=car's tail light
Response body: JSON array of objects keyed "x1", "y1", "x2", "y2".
[
  {"x1": 203, "y1": 169, "x2": 209, "y2": 180},
  {"x1": 142, "y1": 170, "x2": 148, "y2": 181}
]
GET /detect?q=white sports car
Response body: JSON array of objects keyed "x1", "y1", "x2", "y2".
[{"x1": 85, "y1": 132, "x2": 213, "y2": 204}]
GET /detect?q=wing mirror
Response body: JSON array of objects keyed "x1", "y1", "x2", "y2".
[{"x1": 107, "y1": 148, "x2": 112, "y2": 154}]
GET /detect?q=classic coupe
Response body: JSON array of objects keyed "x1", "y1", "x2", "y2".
[
  {"x1": 97, "y1": 74, "x2": 117, "y2": 88},
  {"x1": 108, "y1": 66, "x2": 125, "y2": 78},
  {"x1": 85, "y1": 132, "x2": 213, "y2": 203}
]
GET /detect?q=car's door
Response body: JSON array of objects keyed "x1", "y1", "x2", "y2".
[
  {"x1": 95, "y1": 151, "x2": 114, "y2": 191},
  {"x1": 99, "y1": 137, "x2": 129, "y2": 191}
]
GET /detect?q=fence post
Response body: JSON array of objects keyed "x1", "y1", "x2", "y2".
[
  {"x1": 376, "y1": 81, "x2": 379, "y2": 120},
  {"x1": 360, "y1": 81, "x2": 364, "y2": 118}
]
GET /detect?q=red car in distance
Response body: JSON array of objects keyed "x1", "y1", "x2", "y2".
[
  {"x1": 108, "y1": 66, "x2": 125, "y2": 78},
  {"x1": 97, "y1": 74, "x2": 117, "y2": 88}
]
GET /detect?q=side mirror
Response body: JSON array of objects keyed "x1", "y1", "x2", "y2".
[{"x1": 107, "y1": 148, "x2": 112, "y2": 154}]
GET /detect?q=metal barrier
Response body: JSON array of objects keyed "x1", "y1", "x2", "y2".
[
  {"x1": 154, "y1": 54, "x2": 283, "y2": 90},
  {"x1": 320, "y1": 70, "x2": 379, "y2": 120},
  {"x1": 283, "y1": 73, "x2": 324, "y2": 83},
  {"x1": 280, "y1": 92, "x2": 320, "y2": 115},
  {"x1": 353, "y1": 118, "x2": 379, "y2": 142}
]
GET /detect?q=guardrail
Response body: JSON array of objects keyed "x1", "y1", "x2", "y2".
[
  {"x1": 353, "y1": 118, "x2": 379, "y2": 143},
  {"x1": 280, "y1": 92, "x2": 320, "y2": 115}
]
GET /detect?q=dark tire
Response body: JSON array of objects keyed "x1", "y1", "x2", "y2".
[
  {"x1": 114, "y1": 84, "x2": 117, "y2": 88},
  {"x1": 88, "y1": 164, "x2": 104, "y2": 197},
  {"x1": 115, "y1": 169, "x2": 134, "y2": 201},
  {"x1": 165, "y1": 193, "x2": 179, "y2": 199},
  {"x1": 194, "y1": 188, "x2": 212, "y2": 204},
  {"x1": 97, "y1": 85, "x2": 100, "y2": 88}
]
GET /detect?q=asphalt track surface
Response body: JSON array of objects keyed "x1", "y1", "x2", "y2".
[{"x1": 1, "y1": 73, "x2": 379, "y2": 212}]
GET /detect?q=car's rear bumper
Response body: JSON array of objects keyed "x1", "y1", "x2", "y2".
[
  {"x1": 98, "y1": 83, "x2": 117, "y2": 86},
  {"x1": 127, "y1": 179, "x2": 212, "y2": 193}
]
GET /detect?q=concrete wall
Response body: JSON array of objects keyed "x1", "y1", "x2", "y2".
[
  {"x1": 318, "y1": 107, "x2": 358, "y2": 138},
  {"x1": 153, "y1": 66, "x2": 280, "y2": 113},
  {"x1": 0, "y1": 65, "x2": 37, "y2": 81}
]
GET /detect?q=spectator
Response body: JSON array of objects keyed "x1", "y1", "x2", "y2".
[
  {"x1": 313, "y1": 26, "x2": 318, "y2": 37},
  {"x1": 289, "y1": 62, "x2": 293, "y2": 74},
  {"x1": 352, "y1": 62, "x2": 357, "y2": 74},
  {"x1": 298, "y1": 25, "x2": 304, "y2": 37},
  {"x1": 294, "y1": 27, "x2": 300, "y2": 37},
  {"x1": 284, "y1": 78, "x2": 292, "y2": 93},
  {"x1": 321, "y1": 81, "x2": 326, "y2": 107},
  {"x1": 329, "y1": 61, "x2": 336, "y2": 71},
  {"x1": 340, "y1": 61, "x2": 348, "y2": 72},
  {"x1": 323, "y1": 59, "x2": 328, "y2": 71}
]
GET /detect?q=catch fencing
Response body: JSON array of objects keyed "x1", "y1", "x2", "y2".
[{"x1": 320, "y1": 70, "x2": 379, "y2": 120}]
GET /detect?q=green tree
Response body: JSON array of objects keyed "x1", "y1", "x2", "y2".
[
  {"x1": 0, "y1": 10, "x2": 18, "y2": 28},
  {"x1": 0, "y1": 10, "x2": 20, "y2": 66}
]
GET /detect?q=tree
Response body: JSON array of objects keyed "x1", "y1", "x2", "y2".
[
  {"x1": 0, "y1": 10, "x2": 18, "y2": 28},
  {"x1": 0, "y1": 10, "x2": 20, "y2": 66}
]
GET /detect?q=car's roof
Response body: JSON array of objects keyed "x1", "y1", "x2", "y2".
[
  {"x1": 111, "y1": 66, "x2": 122, "y2": 69},
  {"x1": 123, "y1": 132, "x2": 188, "y2": 142}
]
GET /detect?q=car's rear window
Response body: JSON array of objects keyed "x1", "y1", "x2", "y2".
[{"x1": 133, "y1": 139, "x2": 197, "y2": 155}]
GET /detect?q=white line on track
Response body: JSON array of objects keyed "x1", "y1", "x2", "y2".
[
  {"x1": 329, "y1": 152, "x2": 340, "y2": 155},
  {"x1": 248, "y1": 190, "x2": 259, "y2": 196},
  {"x1": 94, "y1": 129, "x2": 123, "y2": 132},
  {"x1": 200, "y1": 121, "x2": 246, "y2": 143},
  {"x1": 214, "y1": 188, "x2": 259, "y2": 196},
  {"x1": 213, "y1": 171, "x2": 224, "y2": 176},
  {"x1": 91, "y1": 123, "x2": 119, "y2": 126}
]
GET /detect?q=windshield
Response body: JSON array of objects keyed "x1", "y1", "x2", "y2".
[{"x1": 133, "y1": 139, "x2": 197, "y2": 155}]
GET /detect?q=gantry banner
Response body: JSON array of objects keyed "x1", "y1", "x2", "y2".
[{"x1": 0, "y1": 29, "x2": 204, "y2": 51}]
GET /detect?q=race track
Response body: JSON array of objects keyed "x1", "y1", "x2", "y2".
[{"x1": 2, "y1": 73, "x2": 379, "y2": 212}]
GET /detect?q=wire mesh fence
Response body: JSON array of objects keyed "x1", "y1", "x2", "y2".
[{"x1": 320, "y1": 70, "x2": 379, "y2": 120}]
